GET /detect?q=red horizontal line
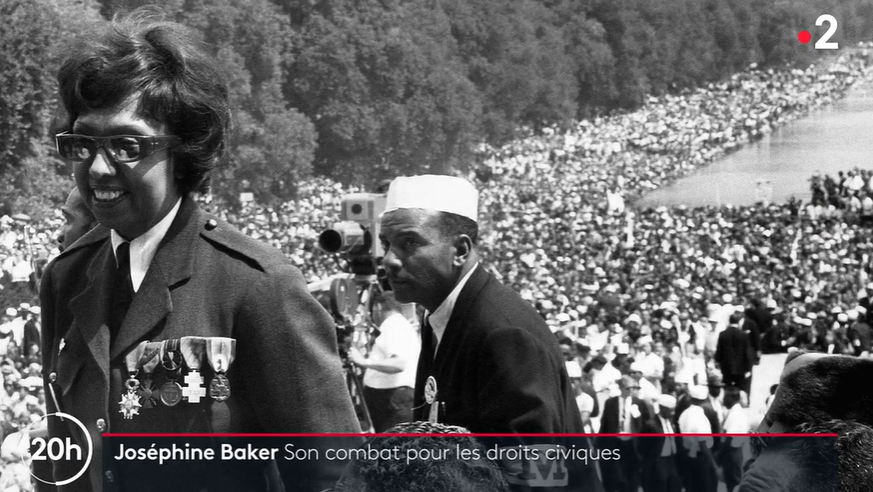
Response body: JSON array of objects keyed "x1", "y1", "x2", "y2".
[{"x1": 102, "y1": 433, "x2": 838, "y2": 438}]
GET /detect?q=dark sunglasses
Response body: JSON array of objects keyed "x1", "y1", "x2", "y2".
[{"x1": 56, "y1": 133, "x2": 180, "y2": 163}]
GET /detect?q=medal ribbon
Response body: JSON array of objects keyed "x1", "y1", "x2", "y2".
[
  {"x1": 205, "y1": 337, "x2": 236, "y2": 374},
  {"x1": 139, "y1": 341, "x2": 163, "y2": 375},
  {"x1": 180, "y1": 336, "x2": 206, "y2": 371},
  {"x1": 161, "y1": 339, "x2": 182, "y2": 373},
  {"x1": 124, "y1": 341, "x2": 149, "y2": 376}
]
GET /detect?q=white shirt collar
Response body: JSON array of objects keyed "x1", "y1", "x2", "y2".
[
  {"x1": 426, "y1": 262, "x2": 479, "y2": 349},
  {"x1": 110, "y1": 199, "x2": 182, "y2": 292}
]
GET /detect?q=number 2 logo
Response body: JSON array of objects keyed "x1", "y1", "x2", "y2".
[{"x1": 815, "y1": 14, "x2": 839, "y2": 50}]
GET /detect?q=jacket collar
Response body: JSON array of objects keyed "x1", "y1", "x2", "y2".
[{"x1": 68, "y1": 197, "x2": 201, "y2": 366}]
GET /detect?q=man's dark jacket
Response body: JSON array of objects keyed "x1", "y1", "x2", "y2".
[{"x1": 413, "y1": 266, "x2": 581, "y2": 433}]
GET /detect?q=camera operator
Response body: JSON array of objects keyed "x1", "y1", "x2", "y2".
[{"x1": 348, "y1": 290, "x2": 420, "y2": 432}]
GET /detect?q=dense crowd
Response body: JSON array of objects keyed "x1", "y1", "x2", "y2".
[{"x1": 0, "y1": 48, "x2": 872, "y2": 486}]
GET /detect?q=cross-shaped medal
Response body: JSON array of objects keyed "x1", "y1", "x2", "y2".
[{"x1": 182, "y1": 370, "x2": 206, "y2": 403}]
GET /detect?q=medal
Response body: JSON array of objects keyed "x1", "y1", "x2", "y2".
[
  {"x1": 206, "y1": 337, "x2": 237, "y2": 402},
  {"x1": 119, "y1": 389, "x2": 142, "y2": 420},
  {"x1": 120, "y1": 342, "x2": 147, "y2": 419},
  {"x1": 160, "y1": 380, "x2": 183, "y2": 406},
  {"x1": 137, "y1": 378, "x2": 158, "y2": 409},
  {"x1": 160, "y1": 339, "x2": 184, "y2": 407},
  {"x1": 424, "y1": 376, "x2": 437, "y2": 404},
  {"x1": 209, "y1": 373, "x2": 231, "y2": 402},
  {"x1": 424, "y1": 376, "x2": 439, "y2": 423},
  {"x1": 180, "y1": 336, "x2": 207, "y2": 403}
]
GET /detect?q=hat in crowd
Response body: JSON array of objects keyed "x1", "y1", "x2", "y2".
[
  {"x1": 626, "y1": 313, "x2": 642, "y2": 325},
  {"x1": 707, "y1": 373, "x2": 725, "y2": 387},
  {"x1": 837, "y1": 313, "x2": 848, "y2": 323},
  {"x1": 383, "y1": 175, "x2": 479, "y2": 223},
  {"x1": 657, "y1": 394, "x2": 677, "y2": 410},
  {"x1": 4, "y1": 308, "x2": 15, "y2": 317},
  {"x1": 659, "y1": 319, "x2": 672, "y2": 329},
  {"x1": 616, "y1": 343, "x2": 630, "y2": 355},
  {"x1": 577, "y1": 393, "x2": 595, "y2": 414},
  {"x1": 555, "y1": 312, "x2": 571, "y2": 323},
  {"x1": 29, "y1": 306, "x2": 40, "y2": 315},
  {"x1": 565, "y1": 361, "x2": 582, "y2": 379},
  {"x1": 674, "y1": 370, "x2": 694, "y2": 386},
  {"x1": 24, "y1": 395, "x2": 38, "y2": 406},
  {"x1": 0, "y1": 324, "x2": 10, "y2": 335},
  {"x1": 722, "y1": 294, "x2": 733, "y2": 304},
  {"x1": 766, "y1": 299, "x2": 778, "y2": 310},
  {"x1": 848, "y1": 310, "x2": 859, "y2": 321},
  {"x1": 689, "y1": 385, "x2": 709, "y2": 400},
  {"x1": 18, "y1": 303, "x2": 29, "y2": 311},
  {"x1": 629, "y1": 361, "x2": 644, "y2": 373},
  {"x1": 857, "y1": 306, "x2": 868, "y2": 315}
]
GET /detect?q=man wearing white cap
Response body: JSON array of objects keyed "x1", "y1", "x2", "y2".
[
  {"x1": 379, "y1": 175, "x2": 581, "y2": 434},
  {"x1": 678, "y1": 386, "x2": 718, "y2": 492}
]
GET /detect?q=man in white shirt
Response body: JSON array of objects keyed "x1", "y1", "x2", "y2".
[
  {"x1": 678, "y1": 386, "x2": 718, "y2": 492},
  {"x1": 350, "y1": 291, "x2": 420, "y2": 432}
]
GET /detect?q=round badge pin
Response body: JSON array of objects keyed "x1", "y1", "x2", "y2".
[{"x1": 424, "y1": 376, "x2": 437, "y2": 405}]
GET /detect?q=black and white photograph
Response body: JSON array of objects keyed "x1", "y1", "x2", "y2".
[{"x1": 0, "y1": 0, "x2": 872, "y2": 490}]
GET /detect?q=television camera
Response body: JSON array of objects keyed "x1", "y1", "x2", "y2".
[{"x1": 307, "y1": 193, "x2": 390, "y2": 431}]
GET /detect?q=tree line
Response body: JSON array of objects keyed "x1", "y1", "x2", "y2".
[{"x1": 1, "y1": 0, "x2": 870, "y2": 215}]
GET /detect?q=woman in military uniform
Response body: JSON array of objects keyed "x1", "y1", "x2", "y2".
[{"x1": 40, "y1": 9, "x2": 359, "y2": 491}]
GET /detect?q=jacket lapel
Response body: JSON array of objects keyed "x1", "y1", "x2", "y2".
[
  {"x1": 66, "y1": 237, "x2": 115, "y2": 389},
  {"x1": 110, "y1": 198, "x2": 199, "y2": 360}
]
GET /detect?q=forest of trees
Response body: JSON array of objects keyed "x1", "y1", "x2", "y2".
[{"x1": 1, "y1": 0, "x2": 871, "y2": 215}]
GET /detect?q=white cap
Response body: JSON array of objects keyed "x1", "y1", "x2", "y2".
[
  {"x1": 690, "y1": 385, "x2": 709, "y2": 400},
  {"x1": 766, "y1": 299, "x2": 778, "y2": 309},
  {"x1": 384, "y1": 175, "x2": 479, "y2": 223},
  {"x1": 657, "y1": 394, "x2": 677, "y2": 409},
  {"x1": 848, "y1": 310, "x2": 859, "y2": 321},
  {"x1": 674, "y1": 370, "x2": 694, "y2": 385},
  {"x1": 565, "y1": 361, "x2": 582, "y2": 379},
  {"x1": 29, "y1": 306, "x2": 40, "y2": 315},
  {"x1": 577, "y1": 393, "x2": 595, "y2": 414},
  {"x1": 4, "y1": 308, "x2": 15, "y2": 317},
  {"x1": 626, "y1": 314, "x2": 642, "y2": 324},
  {"x1": 630, "y1": 361, "x2": 645, "y2": 373},
  {"x1": 616, "y1": 343, "x2": 630, "y2": 355},
  {"x1": 837, "y1": 313, "x2": 848, "y2": 323}
]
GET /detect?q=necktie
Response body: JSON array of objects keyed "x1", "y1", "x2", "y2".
[{"x1": 110, "y1": 242, "x2": 133, "y2": 337}]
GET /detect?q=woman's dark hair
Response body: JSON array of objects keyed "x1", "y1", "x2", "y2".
[{"x1": 57, "y1": 7, "x2": 231, "y2": 194}]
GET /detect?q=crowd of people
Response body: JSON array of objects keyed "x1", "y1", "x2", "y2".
[{"x1": 0, "y1": 43, "x2": 871, "y2": 488}]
